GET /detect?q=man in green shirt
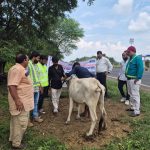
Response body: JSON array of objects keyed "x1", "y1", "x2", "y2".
[{"x1": 125, "y1": 46, "x2": 144, "y2": 117}]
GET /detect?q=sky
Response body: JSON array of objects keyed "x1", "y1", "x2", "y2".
[{"x1": 64, "y1": 0, "x2": 150, "y2": 62}]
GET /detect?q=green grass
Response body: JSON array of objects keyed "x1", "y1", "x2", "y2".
[
  {"x1": 0, "y1": 80, "x2": 150, "y2": 150},
  {"x1": 103, "y1": 80, "x2": 150, "y2": 150},
  {"x1": 0, "y1": 84, "x2": 67, "y2": 150}
]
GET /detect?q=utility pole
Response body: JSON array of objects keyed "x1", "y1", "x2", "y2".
[{"x1": 129, "y1": 38, "x2": 134, "y2": 46}]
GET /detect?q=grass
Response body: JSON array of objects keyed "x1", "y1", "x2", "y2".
[
  {"x1": 0, "y1": 83, "x2": 67, "y2": 150},
  {"x1": 103, "y1": 80, "x2": 150, "y2": 150},
  {"x1": 0, "y1": 80, "x2": 150, "y2": 150}
]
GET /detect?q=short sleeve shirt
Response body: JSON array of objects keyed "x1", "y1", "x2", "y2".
[{"x1": 8, "y1": 63, "x2": 34, "y2": 115}]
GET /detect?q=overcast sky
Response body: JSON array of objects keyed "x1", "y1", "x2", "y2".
[{"x1": 64, "y1": 0, "x2": 150, "y2": 62}]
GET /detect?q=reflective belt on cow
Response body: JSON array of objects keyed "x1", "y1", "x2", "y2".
[
  {"x1": 28, "y1": 60, "x2": 40, "y2": 87},
  {"x1": 37, "y1": 63, "x2": 48, "y2": 87}
]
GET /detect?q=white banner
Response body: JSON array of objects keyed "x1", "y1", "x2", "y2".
[{"x1": 47, "y1": 56, "x2": 96, "y2": 74}]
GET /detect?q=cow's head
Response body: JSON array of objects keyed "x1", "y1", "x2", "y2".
[{"x1": 65, "y1": 74, "x2": 77, "y2": 87}]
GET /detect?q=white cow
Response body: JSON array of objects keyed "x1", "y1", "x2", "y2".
[{"x1": 66, "y1": 76, "x2": 107, "y2": 137}]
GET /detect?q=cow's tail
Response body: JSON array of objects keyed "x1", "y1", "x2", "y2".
[{"x1": 97, "y1": 82, "x2": 107, "y2": 134}]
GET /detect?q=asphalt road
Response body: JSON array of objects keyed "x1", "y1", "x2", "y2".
[{"x1": 111, "y1": 68, "x2": 150, "y2": 86}]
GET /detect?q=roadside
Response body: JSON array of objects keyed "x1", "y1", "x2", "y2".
[
  {"x1": 108, "y1": 76, "x2": 150, "y2": 92},
  {"x1": 111, "y1": 68, "x2": 150, "y2": 87},
  {"x1": 0, "y1": 80, "x2": 150, "y2": 150}
]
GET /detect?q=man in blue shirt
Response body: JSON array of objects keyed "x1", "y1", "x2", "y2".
[
  {"x1": 66, "y1": 62, "x2": 95, "y2": 78},
  {"x1": 125, "y1": 46, "x2": 144, "y2": 117},
  {"x1": 66, "y1": 62, "x2": 95, "y2": 117}
]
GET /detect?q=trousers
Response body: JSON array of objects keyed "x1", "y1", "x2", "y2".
[
  {"x1": 127, "y1": 79, "x2": 141, "y2": 114},
  {"x1": 118, "y1": 80, "x2": 130, "y2": 100},
  {"x1": 97, "y1": 72, "x2": 108, "y2": 96},
  {"x1": 9, "y1": 111, "x2": 29, "y2": 147},
  {"x1": 51, "y1": 88, "x2": 62, "y2": 110}
]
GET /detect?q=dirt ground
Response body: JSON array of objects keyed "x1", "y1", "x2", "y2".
[{"x1": 33, "y1": 96, "x2": 132, "y2": 150}]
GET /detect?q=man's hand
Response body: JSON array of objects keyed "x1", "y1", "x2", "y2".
[
  {"x1": 40, "y1": 86, "x2": 44, "y2": 94},
  {"x1": 134, "y1": 79, "x2": 139, "y2": 84},
  {"x1": 105, "y1": 71, "x2": 108, "y2": 75},
  {"x1": 61, "y1": 77, "x2": 66, "y2": 81},
  {"x1": 15, "y1": 100, "x2": 24, "y2": 111},
  {"x1": 117, "y1": 76, "x2": 120, "y2": 81}
]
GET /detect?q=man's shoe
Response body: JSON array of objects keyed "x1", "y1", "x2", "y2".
[
  {"x1": 34, "y1": 117, "x2": 43, "y2": 123},
  {"x1": 120, "y1": 97, "x2": 126, "y2": 102},
  {"x1": 126, "y1": 108, "x2": 134, "y2": 111},
  {"x1": 125, "y1": 100, "x2": 130, "y2": 105},
  {"x1": 129, "y1": 113, "x2": 140, "y2": 117},
  {"x1": 28, "y1": 122, "x2": 34, "y2": 127},
  {"x1": 39, "y1": 109, "x2": 46, "y2": 114},
  {"x1": 12, "y1": 144, "x2": 27, "y2": 149}
]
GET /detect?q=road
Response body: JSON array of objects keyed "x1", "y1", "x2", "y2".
[{"x1": 111, "y1": 68, "x2": 150, "y2": 86}]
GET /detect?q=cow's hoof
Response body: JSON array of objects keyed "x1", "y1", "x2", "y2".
[
  {"x1": 65, "y1": 121, "x2": 70, "y2": 125},
  {"x1": 83, "y1": 134, "x2": 95, "y2": 142},
  {"x1": 76, "y1": 116, "x2": 81, "y2": 120}
]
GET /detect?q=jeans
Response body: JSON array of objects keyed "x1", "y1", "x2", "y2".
[
  {"x1": 32, "y1": 92, "x2": 39, "y2": 118},
  {"x1": 97, "y1": 72, "x2": 108, "y2": 97},
  {"x1": 38, "y1": 86, "x2": 49, "y2": 110},
  {"x1": 118, "y1": 80, "x2": 130, "y2": 100}
]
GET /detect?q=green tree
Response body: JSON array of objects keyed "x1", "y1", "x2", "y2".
[
  {"x1": 46, "y1": 18, "x2": 84, "y2": 57},
  {"x1": 0, "y1": 0, "x2": 93, "y2": 62}
]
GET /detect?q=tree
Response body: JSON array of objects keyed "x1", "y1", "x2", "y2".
[
  {"x1": 46, "y1": 18, "x2": 84, "y2": 57},
  {"x1": 0, "y1": 0, "x2": 93, "y2": 62}
]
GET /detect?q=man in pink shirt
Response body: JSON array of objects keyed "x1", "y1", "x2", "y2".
[{"x1": 8, "y1": 54, "x2": 34, "y2": 149}]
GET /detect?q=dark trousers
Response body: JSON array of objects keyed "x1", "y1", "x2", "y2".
[
  {"x1": 38, "y1": 86, "x2": 49, "y2": 110},
  {"x1": 118, "y1": 80, "x2": 130, "y2": 100},
  {"x1": 97, "y1": 72, "x2": 108, "y2": 97}
]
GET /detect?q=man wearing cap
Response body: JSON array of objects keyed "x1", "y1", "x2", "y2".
[{"x1": 125, "y1": 46, "x2": 144, "y2": 117}]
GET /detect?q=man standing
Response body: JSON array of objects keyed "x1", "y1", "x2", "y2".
[
  {"x1": 8, "y1": 54, "x2": 34, "y2": 149},
  {"x1": 28, "y1": 51, "x2": 43, "y2": 122},
  {"x1": 118, "y1": 51, "x2": 130, "y2": 105},
  {"x1": 96, "y1": 51, "x2": 113, "y2": 97},
  {"x1": 125, "y1": 46, "x2": 144, "y2": 117},
  {"x1": 48, "y1": 57, "x2": 65, "y2": 114},
  {"x1": 38, "y1": 55, "x2": 49, "y2": 114}
]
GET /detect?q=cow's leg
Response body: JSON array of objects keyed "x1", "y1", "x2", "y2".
[
  {"x1": 76, "y1": 104, "x2": 81, "y2": 119},
  {"x1": 86, "y1": 104, "x2": 97, "y2": 136},
  {"x1": 66, "y1": 97, "x2": 73, "y2": 124}
]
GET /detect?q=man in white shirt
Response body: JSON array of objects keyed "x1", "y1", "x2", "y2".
[
  {"x1": 118, "y1": 51, "x2": 130, "y2": 105},
  {"x1": 96, "y1": 51, "x2": 113, "y2": 97}
]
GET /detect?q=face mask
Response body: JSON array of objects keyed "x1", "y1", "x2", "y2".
[
  {"x1": 123, "y1": 57, "x2": 128, "y2": 61},
  {"x1": 34, "y1": 59, "x2": 38, "y2": 64},
  {"x1": 53, "y1": 64, "x2": 58, "y2": 67}
]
